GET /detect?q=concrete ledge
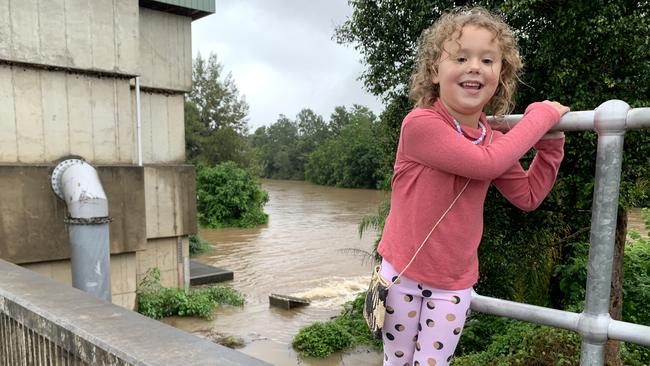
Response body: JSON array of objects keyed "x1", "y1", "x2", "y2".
[
  {"x1": 189, "y1": 260, "x2": 233, "y2": 285},
  {"x1": 0, "y1": 259, "x2": 270, "y2": 365}
]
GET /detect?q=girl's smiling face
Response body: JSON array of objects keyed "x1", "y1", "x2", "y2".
[{"x1": 432, "y1": 25, "x2": 502, "y2": 127}]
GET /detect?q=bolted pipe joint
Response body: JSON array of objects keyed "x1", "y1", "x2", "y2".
[
  {"x1": 594, "y1": 100, "x2": 630, "y2": 135},
  {"x1": 51, "y1": 158, "x2": 108, "y2": 220},
  {"x1": 578, "y1": 312, "x2": 611, "y2": 345}
]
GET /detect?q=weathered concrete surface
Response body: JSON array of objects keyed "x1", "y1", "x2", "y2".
[
  {"x1": 139, "y1": 8, "x2": 192, "y2": 92},
  {"x1": 0, "y1": 65, "x2": 135, "y2": 164},
  {"x1": 0, "y1": 259, "x2": 271, "y2": 365},
  {"x1": 0, "y1": 165, "x2": 146, "y2": 264},
  {"x1": 144, "y1": 165, "x2": 197, "y2": 239},
  {"x1": 0, "y1": 0, "x2": 138, "y2": 75},
  {"x1": 136, "y1": 91, "x2": 186, "y2": 164},
  {"x1": 136, "y1": 237, "x2": 187, "y2": 288},
  {"x1": 23, "y1": 252, "x2": 138, "y2": 310}
]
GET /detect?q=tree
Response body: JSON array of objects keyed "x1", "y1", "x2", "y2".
[
  {"x1": 337, "y1": 1, "x2": 650, "y2": 362},
  {"x1": 305, "y1": 105, "x2": 383, "y2": 188},
  {"x1": 185, "y1": 53, "x2": 250, "y2": 166}
]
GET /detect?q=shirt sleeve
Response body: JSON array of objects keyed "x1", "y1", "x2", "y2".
[
  {"x1": 493, "y1": 137, "x2": 565, "y2": 211},
  {"x1": 400, "y1": 102, "x2": 561, "y2": 181}
]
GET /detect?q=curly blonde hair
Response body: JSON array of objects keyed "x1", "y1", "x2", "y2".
[{"x1": 409, "y1": 7, "x2": 522, "y2": 116}]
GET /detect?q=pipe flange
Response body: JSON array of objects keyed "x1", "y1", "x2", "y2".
[{"x1": 51, "y1": 158, "x2": 86, "y2": 200}]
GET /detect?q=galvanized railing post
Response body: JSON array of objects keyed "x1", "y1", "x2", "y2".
[
  {"x1": 474, "y1": 101, "x2": 650, "y2": 366},
  {"x1": 579, "y1": 100, "x2": 629, "y2": 365}
]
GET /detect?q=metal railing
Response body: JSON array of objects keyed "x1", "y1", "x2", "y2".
[
  {"x1": 0, "y1": 259, "x2": 271, "y2": 366},
  {"x1": 474, "y1": 100, "x2": 650, "y2": 365}
]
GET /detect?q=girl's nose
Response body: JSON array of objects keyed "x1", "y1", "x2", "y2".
[{"x1": 467, "y1": 58, "x2": 481, "y2": 73}]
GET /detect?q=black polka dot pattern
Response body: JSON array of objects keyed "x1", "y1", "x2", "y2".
[{"x1": 422, "y1": 289, "x2": 432, "y2": 297}]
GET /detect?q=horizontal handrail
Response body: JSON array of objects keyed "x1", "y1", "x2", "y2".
[
  {"x1": 488, "y1": 105, "x2": 650, "y2": 132},
  {"x1": 471, "y1": 290, "x2": 650, "y2": 348}
]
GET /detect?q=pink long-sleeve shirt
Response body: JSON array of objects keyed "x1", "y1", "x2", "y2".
[{"x1": 377, "y1": 99, "x2": 564, "y2": 290}]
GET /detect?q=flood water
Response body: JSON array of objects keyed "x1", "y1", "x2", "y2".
[{"x1": 165, "y1": 179, "x2": 387, "y2": 365}]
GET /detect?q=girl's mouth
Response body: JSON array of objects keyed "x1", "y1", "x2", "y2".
[{"x1": 459, "y1": 81, "x2": 483, "y2": 90}]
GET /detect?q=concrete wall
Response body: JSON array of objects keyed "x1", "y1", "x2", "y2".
[
  {"x1": 0, "y1": 0, "x2": 199, "y2": 310},
  {"x1": 0, "y1": 165, "x2": 147, "y2": 263},
  {"x1": 23, "y1": 253, "x2": 138, "y2": 309},
  {"x1": 0, "y1": 65, "x2": 135, "y2": 164},
  {"x1": 0, "y1": 0, "x2": 138, "y2": 75},
  {"x1": 139, "y1": 8, "x2": 192, "y2": 91},
  {"x1": 138, "y1": 92, "x2": 186, "y2": 164}
]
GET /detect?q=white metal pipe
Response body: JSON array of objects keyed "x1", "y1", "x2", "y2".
[
  {"x1": 135, "y1": 77, "x2": 143, "y2": 166},
  {"x1": 51, "y1": 158, "x2": 111, "y2": 301},
  {"x1": 470, "y1": 290, "x2": 581, "y2": 331},
  {"x1": 488, "y1": 106, "x2": 650, "y2": 132}
]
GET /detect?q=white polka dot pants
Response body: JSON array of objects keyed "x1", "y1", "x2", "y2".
[{"x1": 380, "y1": 260, "x2": 471, "y2": 366}]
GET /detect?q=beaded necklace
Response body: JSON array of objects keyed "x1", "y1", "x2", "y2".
[{"x1": 453, "y1": 119, "x2": 486, "y2": 145}]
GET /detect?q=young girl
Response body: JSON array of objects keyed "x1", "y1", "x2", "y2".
[{"x1": 376, "y1": 7, "x2": 569, "y2": 366}]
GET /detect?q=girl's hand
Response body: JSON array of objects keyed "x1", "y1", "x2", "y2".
[
  {"x1": 542, "y1": 100, "x2": 570, "y2": 117},
  {"x1": 540, "y1": 101, "x2": 568, "y2": 140}
]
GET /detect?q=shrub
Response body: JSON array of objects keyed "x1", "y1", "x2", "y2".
[
  {"x1": 292, "y1": 322, "x2": 354, "y2": 358},
  {"x1": 292, "y1": 292, "x2": 380, "y2": 358},
  {"x1": 196, "y1": 162, "x2": 268, "y2": 228},
  {"x1": 454, "y1": 321, "x2": 580, "y2": 366},
  {"x1": 136, "y1": 268, "x2": 244, "y2": 320}
]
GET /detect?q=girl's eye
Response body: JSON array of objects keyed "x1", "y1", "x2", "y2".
[
  {"x1": 456, "y1": 57, "x2": 467, "y2": 63},
  {"x1": 482, "y1": 59, "x2": 493, "y2": 65}
]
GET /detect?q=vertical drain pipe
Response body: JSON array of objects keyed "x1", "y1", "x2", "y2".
[
  {"x1": 135, "y1": 76, "x2": 143, "y2": 167},
  {"x1": 51, "y1": 158, "x2": 112, "y2": 301}
]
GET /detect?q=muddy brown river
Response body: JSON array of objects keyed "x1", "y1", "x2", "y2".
[{"x1": 164, "y1": 179, "x2": 386, "y2": 365}]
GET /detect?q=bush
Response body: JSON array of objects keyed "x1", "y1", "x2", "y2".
[
  {"x1": 136, "y1": 268, "x2": 245, "y2": 320},
  {"x1": 292, "y1": 293, "x2": 381, "y2": 358},
  {"x1": 196, "y1": 162, "x2": 268, "y2": 228},
  {"x1": 454, "y1": 321, "x2": 580, "y2": 366},
  {"x1": 292, "y1": 321, "x2": 354, "y2": 358}
]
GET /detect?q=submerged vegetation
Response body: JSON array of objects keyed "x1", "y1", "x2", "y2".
[
  {"x1": 136, "y1": 268, "x2": 245, "y2": 320},
  {"x1": 292, "y1": 293, "x2": 381, "y2": 358},
  {"x1": 196, "y1": 162, "x2": 269, "y2": 229}
]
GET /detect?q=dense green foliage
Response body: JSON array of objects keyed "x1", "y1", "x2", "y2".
[
  {"x1": 250, "y1": 105, "x2": 388, "y2": 188},
  {"x1": 196, "y1": 162, "x2": 268, "y2": 228},
  {"x1": 136, "y1": 268, "x2": 245, "y2": 320},
  {"x1": 292, "y1": 293, "x2": 381, "y2": 358},
  {"x1": 305, "y1": 106, "x2": 384, "y2": 188},
  {"x1": 185, "y1": 53, "x2": 252, "y2": 167}
]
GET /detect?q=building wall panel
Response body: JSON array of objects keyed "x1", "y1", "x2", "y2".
[{"x1": 0, "y1": 0, "x2": 139, "y2": 76}]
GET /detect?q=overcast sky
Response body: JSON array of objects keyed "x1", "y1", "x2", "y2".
[{"x1": 191, "y1": 0, "x2": 384, "y2": 131}]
